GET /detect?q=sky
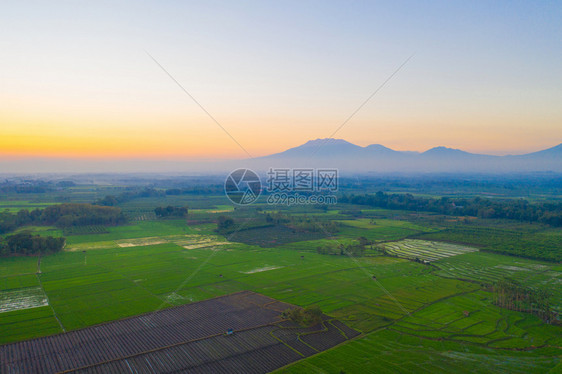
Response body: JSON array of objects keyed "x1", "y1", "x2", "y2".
[{"x1": 1, "y1": 0, "x2": 561, "y2": 167}]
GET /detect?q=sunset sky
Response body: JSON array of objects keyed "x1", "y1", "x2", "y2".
[{"x1": 1, "y1": 1, "x2": 561, "y2": 165}]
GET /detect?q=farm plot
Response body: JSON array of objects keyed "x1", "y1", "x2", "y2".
[
  {"x1": 434, "y1": 251, "x2": 562, "y2": 310},
  {"x1": 336, "y1": 218, "x2": 435, "y2": 242},
  {"x1": 0, "y1": 274, "x2": 39, "y2": 291},
  {"x1": 2, "y1": 240, "x2": 480, "y2": 344},
  {"x1": 0, "y1": 287, "x2": 48, "y2": 313},
  {"x1": 381, "y1": 239, "x2": 478, "y2": 262},
  {"x1": 0, "y1": 306, "x2": 62, "y2": 345},
  {"x1": 63, "y1": 225, "x2": 109, "y2": 236},
  {"x1": 278, "y1": 327, "x2": 561, "y2": 374},
  {"x1": 228, "y1": 225, "x2": 326, "y2": 247},
  {"x1": 390, "y1": 291, "x2": 562, "y2": 349},
  {"x1": 123, "y1": 207, "x2": 157, "y2": 221},
  {"x1": 0, "y1": 291, "x2": 360, "y2": 374},
  {"x1": 115, "y1": 234, "x2": 230, "y2": 249},
  {"x1": 0, "y1": 201, "x2": 56, "y2": 212},
  {"x1": 0, "y1": 256, "x2": 38, "y2": 277},
  {"x1": 177, "y1": 235, "x2": 231, "y2": 249},
  {"x1": 241, "y1": 265, "x2": 283, "y2": 274},
  {"x1": 65, "y1": 219, "x2": 194, "y2": 246}
]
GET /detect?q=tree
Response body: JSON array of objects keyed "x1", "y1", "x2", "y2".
[
  {"x1": 492, "y1": 278, "x2": 555, "y2": 323},
  {"x1": 1, "y1": 233, "x2": 65, "y2": 257},
  {"x1": 217, "y1": 216, "x2": 235, "y2": 231},
  {"x1": 154, "y1": 206, "x2": 188, "y2": 218},
  {"x1": 282, "y1": 305, "x2": 323, "y2": 327},
  {"x1": 357, "y1": 236, "x2": 371, "y2": 246}
]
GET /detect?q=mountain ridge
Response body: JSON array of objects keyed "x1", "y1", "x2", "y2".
[
  {"x1": 252, "y1": 138, "x2": 562, "y2": 173},
  {"x1": 261, "y1": 138, "x2": 562, "y2": 158}
]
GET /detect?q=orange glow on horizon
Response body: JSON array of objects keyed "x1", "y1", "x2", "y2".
[{"x1": 1, "y1": 110, "x2": 560, "y2": 159}]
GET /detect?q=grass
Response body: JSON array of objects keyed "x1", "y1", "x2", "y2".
[
  {"x1": 1, "y1": 240, "x2": 476, "y2": 343},
  {"x1": 278, "y1": 291, "x2": 562, "y2": 373},
  {"x1": 228, "y1": 225, "x2": 326, "y2": 247},
  {"x1": 1, "y1": 208, "x2": 561, "y2": 373},
  {"x1": 63, "y1": 225, "x2": 109, "y2": 235},
  {"x1": 0, "y1": 306, "x2": 62, "y2": 344},
  {"x1": 392, "y1": 291, "x2": 562, "y2": 347},
  {"x1": 65, "y1": 219, "x2": 195, "y2": 246},
  {"x1": 416, "y1": 224, "x2": 562, "y2": 262},
  {"x1": 6, "y1": 225, "x2": 64, "y2": 239},
  {"x1": 0, "y1": 274, "x2": 38, "y2": 291},
  {"x1": 276, "y1": 328, "x2": 561, "y2": 374},
  {"x1": 335, "y1": 219, "x2": 434, "y2": 242},
  {"x1": 433, "y1": 251, "x2": 562, "y2": 311},
  {"x1": 0, "y1": 201, "x2": 57, "y2": 212},
  {"x1": 0, "y1": 256, "x2": 38, "y2": 277}
]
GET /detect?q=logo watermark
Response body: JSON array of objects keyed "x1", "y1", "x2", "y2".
[
  {"x1": 224, "y1": 168, "x2": 338, "y2": 206},
  {"x1": 224, "y1": 169, "x2": 262, "y2": 205},
  {"x1": 266, "y1": 192, "x2": 337, "y2": 206}
]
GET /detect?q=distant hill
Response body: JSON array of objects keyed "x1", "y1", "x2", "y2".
[
  {"x1": 421, "y1": 146, "x2": 479, "y2": 157},
  {"x1": 1, "y1": 139, "x2": 560, "y2": 174},
  {"x1": 265, "y1": 138, "x2": 364, "y2": 158},
  {"x1": 516, "y1": 143, "x2": 562, "y2": 158},
  {"x1": 246, "y1": 139, "x2": 562, "y2": 173}
]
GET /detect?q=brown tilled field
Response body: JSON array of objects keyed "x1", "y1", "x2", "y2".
[{"x1": 1, "y1": 290, "x2": 359, "y2": 374}]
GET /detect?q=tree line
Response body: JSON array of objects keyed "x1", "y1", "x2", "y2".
[
  {"x1": 492, "y1": 278, "x2": 557, "y2": 324},
  {"x1": 0, "y1": 203, "x2": 125, "y2": 234},
  {"x1": 316, "y1": 237, "x2": 372, "y2": 257},
  {"x1": 0, "y1": 233, "x2": 65, "y2": 257},
  {"x1": 340, "y1": 192, "x2": 562, "y2": 226},
  {"x1": 94, "y1": 188, "x2": 164, "y2": 206},
  {"x1": 154, "y1": 206, "x2": 188, "y2": 218},
  {"x1": 94, "y1": 186, "x2": 223, "y2": 207},
  {"x1": 264, "y1": 212, "x2": 339, "y2": 234},
  {"x1": 417, "y1": 227, "x2": 561, "y2": 262},
  {"x1": 215, "y1": 212, "x2": 339, "y2": 237}
]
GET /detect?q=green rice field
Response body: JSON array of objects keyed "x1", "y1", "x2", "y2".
[
  {"x1": 381, "y1": 239, "x2": 479, "y2": 262},
  {"x1": 1, "y1": 207, "x2": 561, "y2": 373}
]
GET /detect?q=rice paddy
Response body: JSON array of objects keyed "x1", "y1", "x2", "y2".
[
  {"x1": 0, "y1": 287, "x2": 47, "y2": 313},
  {"x1": 380, "y1": 239, "x2": 479, "y2": 262},
  {"x1": 1, "y1": 204, "x2": 561, "y2": 373}
]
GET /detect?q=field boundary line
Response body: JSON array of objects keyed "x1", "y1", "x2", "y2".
[
  {"x1": 328, "y1": 320, "x2": 349, "y2": 339},
  {"x1": 390, "y1": 288, "x2": 480, "y2": 329},
  {"x1": 268, "y1": 329, "x2": 306, "y2": 357},
  {"x1": 271, "y1": 329, "x2": 366, "y2": 373},
  {"x1": 35, "y1": 272, "x2": 66, "y2": 333}
]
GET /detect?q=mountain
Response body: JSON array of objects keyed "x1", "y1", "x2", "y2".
[
  {"x1": 2, "y1": 140, "x2": 559, "y2": 174},
  {"x1": 265, "y1": 138, "x2": 364, "y2": 158},
  {"x1": 422, "y1": 146, "x2": 476, "y2": 157},
  {"x1": 262, "y1": 138, "x2": 403, "y2": 158},
  {"x1": 518, "y1": 143, "x2": 562, "y2": 158},
  {"x1": 244, "y1": 139, "x2": 562, "y2": 174},
  {"x1": 364, "y1": 144, "x2": 402, "y2": 156}
]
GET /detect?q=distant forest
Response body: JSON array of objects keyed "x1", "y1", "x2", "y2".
[
  {"x1": 0, "y1": 203, "x2": 124, "y2": 257},
  {"x1": 94, "y1": 187, "x2": 218, "y2": 206},
  {"x1": 0, "y1": 203, "x2": 126, "y2": 234},
  {"x1": 340, "y1": 192, "x2": 562, "y2": 227},
  {"x1": 154, "y1": 206, "x2": 188, "y2": 218}
]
